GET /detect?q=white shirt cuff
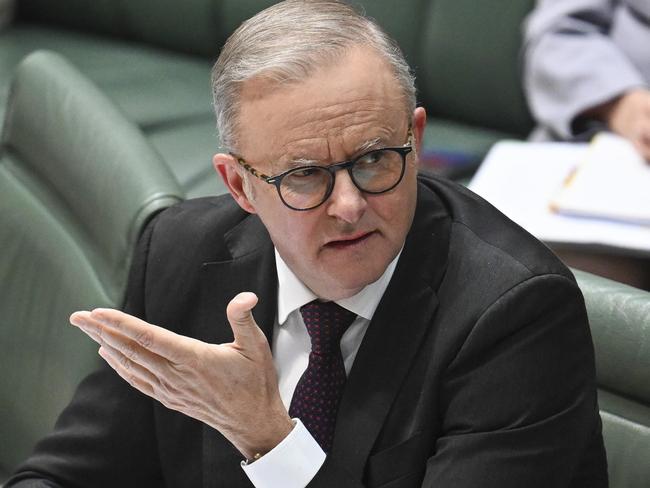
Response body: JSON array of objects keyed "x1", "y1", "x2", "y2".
[{"x1": 241, "y1": 418, "x2": 326, "y2": 488}]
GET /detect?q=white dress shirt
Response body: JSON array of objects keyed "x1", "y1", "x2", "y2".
[{"x1": 242, "y1": 249, "x2": 400, "y2": 487}]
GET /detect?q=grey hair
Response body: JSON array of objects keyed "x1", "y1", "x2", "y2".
[{"x1": 211, "y1": 0, "x2": 416, "y2": 153}]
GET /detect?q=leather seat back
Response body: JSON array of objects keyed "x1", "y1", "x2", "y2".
[
  {"x1": 16, "y1": 0, "x2": 222, "y2": 57},
  {"x1": 416, "y1": 0, "x2": 535, "y2": 136},
  {"x1": 0, "y1": 50, "x2": 183, "y2": 476},
  {"x1": 574, "y1": 270, "x2": 650, "y2": 488}
]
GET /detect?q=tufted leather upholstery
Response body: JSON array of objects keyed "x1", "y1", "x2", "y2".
[
  {"x1": 574, "y1": 269, "x2": 650, "y2": 488},
  {"x1": 0, "y1": 51, "x2": 183, "y2": 480}
]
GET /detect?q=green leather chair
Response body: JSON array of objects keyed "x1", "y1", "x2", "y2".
[
  {"x1": 416, "y1": 0, "x2": 535, "y2": 164},
  {"x1": 574, "y1": 270, "x2": 650, "y2": 488},
  {"x1": 1, "y1": 0, "x2": 537, "y2": 185},
  {"x1": 0, "y1": 51, "x2": 183, "y2": 481}
]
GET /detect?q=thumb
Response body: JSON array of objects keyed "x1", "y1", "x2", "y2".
[{"x1": 226, "y1": 292, "x2": 263, "y2": 346}]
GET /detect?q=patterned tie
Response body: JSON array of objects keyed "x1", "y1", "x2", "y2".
[{"x1": 289, "y1": 300, "x2": 357, "y2": 452}]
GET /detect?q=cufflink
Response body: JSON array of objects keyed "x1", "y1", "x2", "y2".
[{"x1": 243, "y1": 452, "x2": 263, "y2": 465}]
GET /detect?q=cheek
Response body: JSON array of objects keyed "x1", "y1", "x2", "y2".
[
  {"x1": 370, "y1": 183, "x2": 417, "y2": 240},
  {"x1": 374, "y1": 186, "x2": 414, "y2": 223},
  {"x1": 263, "y1": 211, "x2": 321, "y2": 257}
]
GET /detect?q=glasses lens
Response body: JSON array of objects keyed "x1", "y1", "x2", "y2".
[
  {"x1": 351, "y1": 149, "x2": 404, "y2": 193},
  {"x1": 279, "y1": 166, "x2": 332, "y2": 210}
]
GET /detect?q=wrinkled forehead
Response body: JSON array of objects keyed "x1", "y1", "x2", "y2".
[{"x1": 235, "y1": 46, "x2": 410, "y2": 170}]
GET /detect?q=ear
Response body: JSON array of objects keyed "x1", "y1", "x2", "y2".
[
  {"x1": 212, "y1": 153, "x2": 257, "y2": 214},
  {"x1": 412, "y1": 107, "x2": 427, "y2": 156}
]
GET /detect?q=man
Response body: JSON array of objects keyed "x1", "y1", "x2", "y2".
[
  {"x1": 524, "y1": 0, "x2": 650, "y2": 160},
  {"x1": 8, "y1": 1, "x2": 608, "y2": 487}
]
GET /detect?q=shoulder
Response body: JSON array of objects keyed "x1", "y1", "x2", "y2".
[
  {"x1": 418, "y1": 172, "x2": 571, "y2": 278},
  {"x1": 414, "y1": 175, "x2": 590, "y2": 378},
  {"x1": 151, "y1": 194, "x2": 246, "y2": 235},
  {"x1": 144, "y1": 194, "x2": 260, "y2": 264},
  {"x1": 126, "y1": 194, "x2": 271, "y2": 325},
  {"x1": 415, "y1": 173, "x2": 577, "y2": 310}
]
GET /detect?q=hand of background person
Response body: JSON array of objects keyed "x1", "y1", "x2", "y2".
[
  {"x1": 599, "y1": 88, "x2": 650, "y2": 162},
  {"x1": 70, "y1": 292, "x2": 293, "y2": 460}
]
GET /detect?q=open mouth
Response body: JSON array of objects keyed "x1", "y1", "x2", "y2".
[{"x1": 325, "y1": 231, "x2": 375, "y2": 249}]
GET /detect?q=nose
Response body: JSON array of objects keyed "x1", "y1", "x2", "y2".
[{"x1": 326, "y1": 170, "x2": 367, "y2": 224}]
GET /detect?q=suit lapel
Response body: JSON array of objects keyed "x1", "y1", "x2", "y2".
[
  {"x1": 198, "y1": 214, "x2": 278, "y2": 487},
  {"x1": 198, "y1": 214, "x2": 277, "y2": 343},
  {"x1": 329, "y1": 183, "x2": 451, "y2": 480}
]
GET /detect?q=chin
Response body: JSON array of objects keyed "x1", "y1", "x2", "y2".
[{"x1": 327, "y1": 267, "x2": 385, "y2": 298}]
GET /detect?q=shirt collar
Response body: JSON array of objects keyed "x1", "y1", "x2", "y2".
[{"x1": 275, "y1": 248, "x2": 402, "y2": 324}]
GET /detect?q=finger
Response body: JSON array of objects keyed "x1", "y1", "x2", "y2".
[
  {"x1": 73, "y1": 311, "x2": 170, "y2": 377},
  {"x1": 226, "y1": 292, "x2": 265, "y2": 346},
  {"x1": 99, "y1": 344, "x2": 207, "y2": 420},
  {"x1": 98, "y1": 342, "x2": 159, "y2": 398},
  {"x1": 87, "y1": 308, "x2": 193, "y2": 361},
  {"x1": 70, "y1": 311, "x2": 104, "y2": 343},
  {"x1": 95, "y1": 323, "x2": 171, "y2": 377}
]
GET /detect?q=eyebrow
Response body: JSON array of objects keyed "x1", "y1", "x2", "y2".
[
  {"x1": 287, "y1": 157, "x2": 320, "y2": 167},
  {"x1": 289, "y1": 137, "x2": 385, "y2": 164},
  {"x1": 355, "y1": 137, "x2": 384, "y2": 154},
  {"x1": 282, "y1": 135, "x2": 391, "y2": 169}
]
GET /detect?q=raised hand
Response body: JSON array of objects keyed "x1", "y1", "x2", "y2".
[{"x1": 70, "y1": 292, "x2": 293, "y2": 459}]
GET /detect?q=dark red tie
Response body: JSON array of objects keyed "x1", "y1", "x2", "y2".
[{"x1": 288, "y1": 300, "x2": 357, "y2": 452}]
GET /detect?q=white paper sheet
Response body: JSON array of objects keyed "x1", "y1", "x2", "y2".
[
  {"x1": 551, "y1": 133, "x2": 650, "y2": 225},
  {"x1": 468, "y1": 140, "x2": 650, "y2": 253}
]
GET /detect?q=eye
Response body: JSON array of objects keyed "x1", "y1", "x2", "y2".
[
  {"x1": 282, "y1": 166, "x2": 329, "y2": 190},
  {"x1": 356, "y1": 150, "x2": 393, "y2": 170},
  {"x1": 357, "y1": 150, "x2": 384, "y2": 166},
  {"x1": 290, "y1": 167, "x2": 319, "y2": 178}
]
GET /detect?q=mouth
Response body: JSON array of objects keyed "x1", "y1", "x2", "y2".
[{"x1": 325, "y1": 231, "x2": 375, "y2": 250}]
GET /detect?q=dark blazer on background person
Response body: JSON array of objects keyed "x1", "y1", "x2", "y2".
[{"x1": 7, "y1": 173, "x2": 608, "y2": 488}]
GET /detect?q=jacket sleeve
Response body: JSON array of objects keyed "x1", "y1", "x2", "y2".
[
  {"x1": 5, "y1": 216, "x2": 165, "y2": 488},
  {"x1": 523, "y1": 0, "x2": 647, "y2": 138}
]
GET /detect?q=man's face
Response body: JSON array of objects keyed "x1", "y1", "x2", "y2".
[{"x1": 215, "y1": 45, "x2": 426, "y2": 300}]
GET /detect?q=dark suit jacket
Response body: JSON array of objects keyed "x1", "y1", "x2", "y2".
[{"x1": 8, "y1": 174, "x2": 608, "y2": 487}]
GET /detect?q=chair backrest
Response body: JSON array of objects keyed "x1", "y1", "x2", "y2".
[
  {"x1": 414, "y1": 0, "x2": 535, "y2": 136},
  {"x1": 574, "y1": 269, "x2": 650, "y2": 488},
  {"x1": 0, "y1": 50, "x2": 183, "y2": 476},
  {"x1": 16, "y1": 0, "x2": 221, "y2": 57},
  {"x1": 16, "y1": 0, "x2": 278, "y2": 58},
  {"x1": 15, "y1": 0, "x2": 536, "y2": 139}
]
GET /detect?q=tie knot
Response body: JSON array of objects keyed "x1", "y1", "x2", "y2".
[{"x1": 299, "y1": 300, "x2": 356, "y2": 355}]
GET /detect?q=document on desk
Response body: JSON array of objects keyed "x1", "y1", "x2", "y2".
[
  {"x1": 550, "y1": 133, "x2": 650, "y2": 226},
  {"x1": 468, "y1": 138, "x2": 650, "y2": 253}
]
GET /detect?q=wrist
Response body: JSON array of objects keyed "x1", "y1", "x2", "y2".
[
  {"x1": 241, "y1": 415, "x2": 295, "y2": 460},
  {"x1": 240, "y1": 419, "x2": 326, "y2": 487}
]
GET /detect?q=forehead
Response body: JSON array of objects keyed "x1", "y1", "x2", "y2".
[{"x1": 236, "y1": 46, "x2": 408, "y2": 168}]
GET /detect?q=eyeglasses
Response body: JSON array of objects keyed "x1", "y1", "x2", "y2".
[{"x1": 232, "y1": 128, "x2": 414, "y2": 211}]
